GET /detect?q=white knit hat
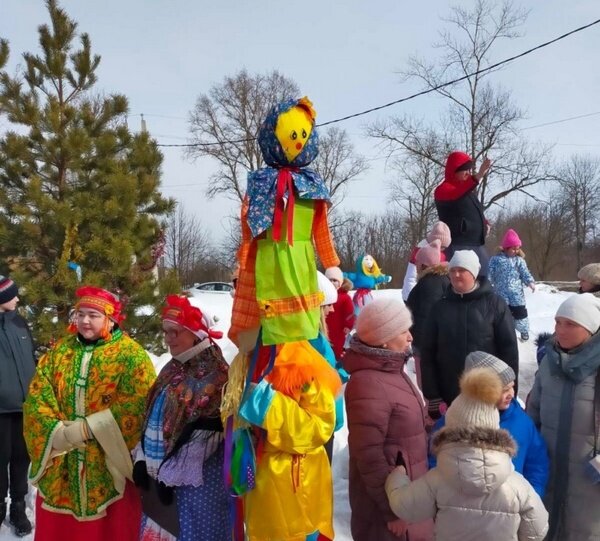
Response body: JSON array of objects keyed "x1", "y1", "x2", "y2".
[
  {"x1": 317, "y1": 271, "x2": 338, "y2": 306},
  {"x1": 448, "y1": 250, "x2": 481, "y2": 279},
  {"x1": 555, "y1": 293, "x2": 600, "y2": 334},
  {"x1": 445, "y1": 367, "x2": 502, "y2": 429}
]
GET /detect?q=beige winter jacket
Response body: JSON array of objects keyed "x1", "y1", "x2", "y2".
[{"x1": 385, "y1": 426, "x2": 548, "y2": 541}]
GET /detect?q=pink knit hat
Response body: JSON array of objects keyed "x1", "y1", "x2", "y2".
[
  {"x1": 415, "y1": 240, "x2": 443, "y2": 268},
  {"x1": 427, "y1": 221, "x2": 452, "y2": 249},
  {"x1": 356, "y1": 298, "x2": 412, "y2": 346},
  {"x1": 501, "y1": 229, "x2": 522, "y2": 249}
]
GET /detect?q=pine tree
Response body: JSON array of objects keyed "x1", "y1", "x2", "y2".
[{"x1": 0, "y1": 0, "x2": 176, "y2": 348}]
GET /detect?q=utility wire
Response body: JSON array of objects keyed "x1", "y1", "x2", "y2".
[
  {"x1": 522, "y1": 110, "x2": 600, "y2": 130},
  {"x1": 155, "y1": 17, "x2": 600, "y2": 148}
]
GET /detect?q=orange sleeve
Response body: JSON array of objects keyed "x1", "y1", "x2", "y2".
[
  {"x1": 312, "y1": 201, "x2": 340, "y2": 268},
  {"x1": 237, "y1": 196, "x2": 253, "y2": 270}
]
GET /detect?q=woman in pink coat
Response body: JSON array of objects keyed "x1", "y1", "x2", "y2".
[{"x1": 344, "y1": 298, "x2": 432, "y2": 541}]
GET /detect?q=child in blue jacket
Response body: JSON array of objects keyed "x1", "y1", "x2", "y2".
[
  {"x1": 428, "y1": 351, "x2": 549, "y2": 497},
  {"x1": 488, "y1": 228, "x2": 536, "y2": 341}
]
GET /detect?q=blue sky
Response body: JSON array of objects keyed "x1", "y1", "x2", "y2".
[{"x1": 2, "y1": 1, "x2": 600, "y2": 239}]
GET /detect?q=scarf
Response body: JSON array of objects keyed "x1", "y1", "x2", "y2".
[{"x1": 143, "y1": 339, "x2": 229, "y2": 456}]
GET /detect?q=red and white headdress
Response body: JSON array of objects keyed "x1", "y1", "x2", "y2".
[
  {"x1": 74, "y1": 286, "x2": 125, "y2": 323},
  {"x1": 161, "y1": 295, "x2": 223, "y2": 341}
]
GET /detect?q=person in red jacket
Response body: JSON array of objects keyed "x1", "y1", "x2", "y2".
[
  {"x1": 434, "y1": 151, "x2": 491, "y2": 276},
  {"x1": 325, "y1": 267, "x2": 356, "y2": 361}
]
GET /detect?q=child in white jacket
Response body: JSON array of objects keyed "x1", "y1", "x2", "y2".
[{"x1": 385, "y1": 367, "x2": 548, "y2": 541}]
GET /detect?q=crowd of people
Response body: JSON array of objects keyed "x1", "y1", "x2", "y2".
[{"x1": 0, "y1": 149, "x2": 598, "y2": 541}]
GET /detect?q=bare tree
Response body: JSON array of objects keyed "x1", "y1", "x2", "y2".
[
  {"x1": 216, "y1": 214, "x2": 242, "y2": 268},
  {"x1": 333, "y1": 209, "x2": 414, "y2": 287},
  {"x1": 367, "y1": 0, "x2": 553, "y2": 211},
  {"x1": 164, "y1": 206, "x2": 211, "y2": 287},
  {"x1": 186, "y1": 70, "x2": 299, "y2": 202},
  {"x1": 556, "y1": 155, "x2": 600, "y2": 270},
  {"x1": 312, "y1": 126, "x2": 369, "y2": 209},
  {"x1": 388, "y1": 133, "x2": 446, "y2": 245},
  {"x1": 332, "y1": 210, "x2": 367, "y2": 271},
  {"x1": 187, "y1": 70, "x2": 367, "y2": 207}
]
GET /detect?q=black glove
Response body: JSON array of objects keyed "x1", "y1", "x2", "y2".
[
  {"x1": 133, "y1": 460, "x2": 150, "y2": 491},
  {"x1": 156, "y1": 480, "x2": 174, "y2": 506}
]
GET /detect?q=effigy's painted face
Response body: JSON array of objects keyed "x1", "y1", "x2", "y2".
[
  {"x1": 363, "y1": 255, "x2": 374, "y2": 270},
  {"x1": 274, "y1": 106, "x2": 313, "y2": 163}
]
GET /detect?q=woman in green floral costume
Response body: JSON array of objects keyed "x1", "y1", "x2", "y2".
[{"x1": 23, "y1": 286, "x2": 156, "y2": 541}]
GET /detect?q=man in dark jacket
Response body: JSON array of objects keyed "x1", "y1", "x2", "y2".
[
  {"x1": 0, "y1": 276, "x2": 35, "y2": 536},
  {"x1": 420, "y1": 251, "x2": 519, "y2": 421},
  {"x1": 435, "y1": 151, "x2": 491, "y2": 276}
]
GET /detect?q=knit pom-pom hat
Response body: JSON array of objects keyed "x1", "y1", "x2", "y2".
[
  {"x1": 501, "y1": 229, "x2": 522, "y2": 249},
  {"x1": 416, "y1": 240, "x2": 443, "y2": 268},
  {"x1": 445, "y1": 367, "x2": 503, "y2": 429},
  {"x1": 427, "y1": 221, "x2": 452, "y2": 249}
]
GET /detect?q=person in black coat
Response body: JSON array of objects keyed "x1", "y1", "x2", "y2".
[
  {"x1": 406, "y1": 240, "x2": 450, "y2": 393},
  {"x1": 420, "y1": 250, "x2": 519, "y2": 422},
  {"x1": 0, "y1": 276, "x2": 35, "y2": 536},
  {"x1": 407, "y1": 240, "x2": 450, "y2": 353}
]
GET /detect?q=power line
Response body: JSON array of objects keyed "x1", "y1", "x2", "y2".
[
  {"x1": 522, "y1": 110, "x2": 600, "y2": 130},
  {"x1": 155, "y1": 17, "x2": 600, "y2": 148}
]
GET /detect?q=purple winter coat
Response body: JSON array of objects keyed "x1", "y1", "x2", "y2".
[{"x1": 344, "y1": 337, "x2": 433, "y2": 541}]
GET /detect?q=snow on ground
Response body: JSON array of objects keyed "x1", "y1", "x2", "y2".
[{"x1": 5, "y1": 285, "x2": 571, "y2": 540}]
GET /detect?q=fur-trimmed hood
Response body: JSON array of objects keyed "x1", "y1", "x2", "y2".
[
  {"x1": 418, "y1": 263, "x2": 449, "y2": 280},
  {"x1": 432, "y1": 426, "x2": 517, "y2": 496}
]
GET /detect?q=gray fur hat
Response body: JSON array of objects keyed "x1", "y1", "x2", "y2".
[{"x1": 578, "y1": 263, "x2": 600, "y2": 286}]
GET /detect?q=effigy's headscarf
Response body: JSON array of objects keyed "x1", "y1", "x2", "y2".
[{"x1": 246, "y1": 97, "x2": 331, "y2": 242}]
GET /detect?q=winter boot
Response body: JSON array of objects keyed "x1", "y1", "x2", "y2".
[
  {"x1": 0, "y1": 501, "x2": 6, "y2": 525},
  {"x1": 9, "y1": 501, "x2": 32, "y2": 537}
]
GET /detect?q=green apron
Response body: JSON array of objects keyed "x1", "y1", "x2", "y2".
[{"x1": 255, "y1": 199, "x2": 321, "y2": 345}]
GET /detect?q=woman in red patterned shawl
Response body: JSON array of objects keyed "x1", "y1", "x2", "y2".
[{"x1": 133, "y1": 295, "x2": 230, "y2": 541}]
